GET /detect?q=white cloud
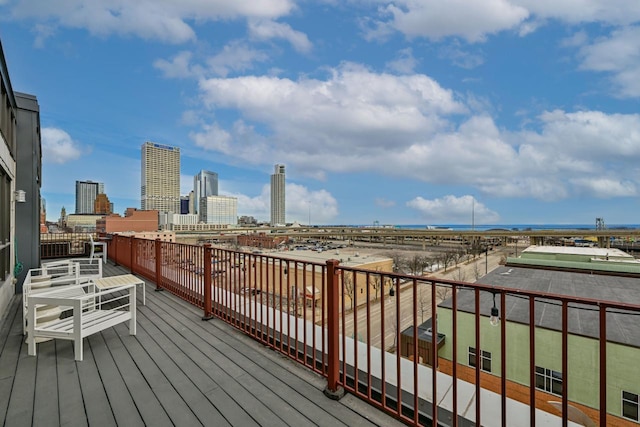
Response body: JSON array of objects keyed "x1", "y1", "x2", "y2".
[
  {"x1": 577, "y1": 26, "x2": 640, "y2": 98},
  {"x1": 154, "y1": 51, "x2": 203, "y2": 78},
  {"x1": 569, "y1": 177, "x2": 636, "y2": 198},
  {"x1": 224, "y1": 183, "x2": 338, "y2": 223},
  {"x1": 439, "y1": 45, "x2": 485, "y2": 69},
  {"x1": 407, "y1": 195, "x2": 499, "y2": 223},
  {"x1": 514, "y1": 0, "x2": 640, "y2": 26},
  {"x1": 367, "y1": 0, "x2": 640, "y2": 43},
  {"x1": 373, "y1": 0, "x2": 529, "y2": 43},
  {"x1": 286, "y1": 183, "x2": 339, "y2": 224},
  {"x1": 41, "y1": 127, "x2": 83, "y2": 164},
  {"x1": 248, "y1": 20, "x2": 313, "y2": 53},
  {"x1": 385, "y1": 48, "x2": 418, "y2": 74},
  {"x1": 560, "y1": 30, "x2": 588, "y2": 48},
  {"x1": 8, "y1": 0, "x2": 296, "y2": 44},
  {"x1": 190, "y1": 122, "x2": 234, "y2": 154},
  {"x1": 192, "y1": 61, "x2": 640, "y2": 202},
  {"x1": 206, "y1": 41, "x2": 270, "y2": 77}
]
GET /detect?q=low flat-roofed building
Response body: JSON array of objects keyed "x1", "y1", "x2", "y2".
[
  {"x1": 66, "y1": 214, "x2": 104, "y2": 232},
  {"x1": 114, "y1": 230, "x2": 175, "y2": 242},
  {"x1": 437, "y1": 245, "x2": 640, "y2": 424},
  {"x1": 97, "y1": 209, "x2": 158, "y2": 233},
  {"x1": 507, "y1": 244, "x2": 640, "y2": 275}
]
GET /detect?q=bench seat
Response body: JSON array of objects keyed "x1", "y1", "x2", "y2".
[{"x1": 27, "y1": 282, "x2": 136, "y2": 361}]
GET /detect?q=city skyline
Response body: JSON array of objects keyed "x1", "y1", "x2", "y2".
[{"x1": 2, "y1": 1, "x2": 640, "y2": 225}]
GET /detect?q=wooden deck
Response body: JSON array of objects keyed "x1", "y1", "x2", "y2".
[{"x1": 0, "y1": 262, "x2": 404, "y2": 427}]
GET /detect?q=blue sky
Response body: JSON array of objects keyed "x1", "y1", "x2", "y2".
[{"x1": 2, "y1": 0, "x2": 640, "y2": 226}]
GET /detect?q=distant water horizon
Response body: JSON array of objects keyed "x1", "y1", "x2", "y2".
[{"x1": 347, "y1": 224, "x2": 640, "y2": 231}]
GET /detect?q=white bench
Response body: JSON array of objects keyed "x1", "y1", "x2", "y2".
[
  {"x1": 23, "y1": 260, "x2": 102, "y2": 336},
  {"x1": 27, "y1": 282, "x2": 136, "y2": 361}
]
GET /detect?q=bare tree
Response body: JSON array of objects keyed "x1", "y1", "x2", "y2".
[
  {"x1": 388, "y1": 311, "x2": 399, "y2": 353},
  {"x1": 370, "y1": 271, "x2": 382, "y2": 302},
  {"x1": 418, "y1": 284, "x2": 431, "y2": 323},
  {"x1": 405, "y1": 254, "x2": 428, "y2": 276},
  {"x1": 472, "y1": 261, "x2": 482, "y2": 281},
  {"x1": 343, "y1": 272, "x2": 355, "y2": 310},
  {"x1": 435, "y1": 286, "x2": 451, "y2": 304},
  {"x1": 385, "y1": 251, "x2": 406, "y2": 274},
  {"x1": 453, "y1": 266, "x2": 467, "y2": 282},
  {"x1": 442, "y1": 250, "x2": 457, "y2": 273}
]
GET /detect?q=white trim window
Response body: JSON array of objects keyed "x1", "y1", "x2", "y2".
[
  {"x1": 468, "y1": 347, "x2": 492, "y2": 372},
  {"x1": 535, "y1": 366, "x2": 563, "y2": 396},
  {"x1": 622, "y1": 390, "x2": 639, "y2": 422}
]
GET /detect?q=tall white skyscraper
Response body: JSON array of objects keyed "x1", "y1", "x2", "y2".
[
  {"x1": 75, "y1": 180, "x2": 104, "y2": 214},
  {"x1": 270, "y1": 164, "x2": 285, "y2": 226},
  {"x1": 141, "y1": 141, "x2": 180, "y2": 213},
  {"x1": 193, "y1": 170, "x2": 218, "y2": 214}
]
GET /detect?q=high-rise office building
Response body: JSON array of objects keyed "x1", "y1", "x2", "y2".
[
  {"x1": 75, "y1": 180, "x2": 104, "y2": 214},
  {"x1": 141, "y1": 141, "x2": 180, "y2": 213},
  {"x1": 270, "y1": 164, "x2": 285, "y2": 226},
  {"x1": 193, "y1": 170, "x2": 218, "y2": 215},
  {"x1": 199, "y1": 195, "x2": 237, "y2": 225}
]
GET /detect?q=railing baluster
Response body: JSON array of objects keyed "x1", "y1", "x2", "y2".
[
  {"x1": 500, "y1": 290, "x2": 507, "y2": 426},
  {"x1": 452, "y1": 283, "x2": 458, "y2": 427},
  {"x1": 475, "y1": 287, "x2": 481, "y2": 427},
  {"x1": 599, "y1": 304, "x2": 607, "y2": 427},
  {"x1": 562, "y1": 300, "x2": 569, "y2": 427},
  {"x1": 529, "y1": 296, "x2": 536, "y2": 426}
]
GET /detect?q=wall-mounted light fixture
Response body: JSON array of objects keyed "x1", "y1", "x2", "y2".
[
  {"x1": 14, "y1": 190, "x2": 26, "y2": 203},
  {"x1": 489, "y1": 292, "x2": 500, "y2": 326}
]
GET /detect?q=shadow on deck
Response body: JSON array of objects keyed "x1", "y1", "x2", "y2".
[{"x1": 0, "y1": 262, "x2": 403, "y2": 427}]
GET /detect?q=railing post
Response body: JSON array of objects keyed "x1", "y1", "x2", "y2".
[
  {"x1": 203, "y1": 244, "x2": 213, "y2": 320},
  {"x1": 324, "y1": 259, "x2": 345, "y2": 400},
  {"x1": 130, "y1": 236, "x2": 136, "y2": 274},
  {"x1": 112, "y1": 235, "x2": 118, "y2": 266},
  {"x1": 155, "y1": 238, "x2": 163, "y2": 292}
]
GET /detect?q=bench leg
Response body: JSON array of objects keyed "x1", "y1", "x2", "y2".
[
  {"x1": 27, "y1": 305, "x2": 36, "y2": 356},
  {"x1": 129, "y1": 286, "x2": 137, "y2": 335},
  {"x1": 74, "y1": 302, "x2": 83, "y2": 361}
]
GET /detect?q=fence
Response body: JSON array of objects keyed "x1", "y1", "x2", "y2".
[
  {"x1": 40, "y1": 233, "x2": 94, "y2": 258},
  {"x1": 102, "y1": 235, "x2": 640, "y2": 427}
]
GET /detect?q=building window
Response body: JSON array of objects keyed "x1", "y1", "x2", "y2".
[
  {"x1": 468, "y1": 347, "x2": 492, "y2": 372},
  {"x1": 0, "y1": 168, "x2": 10, "y2": 281},
  {"x1": 535, "y1": 366, "x2": 563, "y2": 396},
  {"x1": 623, "y1": 391, "x2": 639, "y2": 422}
]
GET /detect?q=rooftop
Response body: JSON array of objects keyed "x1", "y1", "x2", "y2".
[
  {"x1": 440, "y1": 265, "x2": 640, "y2": 347},
  {"x1": 0, "y1": 262, "x2": 403, "y2": 427},
  {"x1": 255, "y1": 247, "x2": 391, "y2": 269}
]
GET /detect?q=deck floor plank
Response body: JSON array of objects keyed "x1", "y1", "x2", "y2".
[
  {"x1": 126, "y1": 318, "x2": 232, "y2": 426},
  {"x1": 0, "y1": 261, "x2": 405, "y2": 427},
  {"x1": 33, "y1": 340, "x2": 60, "y2": 426},
  {"x1": 87, "y1": 332, "x2": 144, "y2": 427},
  {"x1": 99, "y1": 327, "x2": 174, "y2": 427},
  {"x1": 55, "y1": 341, "x2": 88, "y2": 427}
]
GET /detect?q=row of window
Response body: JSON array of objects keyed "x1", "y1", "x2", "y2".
[{"x1": 466, "y1": 347, "x2": 639, "y2": 422}]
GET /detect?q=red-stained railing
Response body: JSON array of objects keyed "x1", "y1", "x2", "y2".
[
  {"x1": 40, "y1": 233, "x2": 94, "y2": 258},
  {"x1": 98, "y1": 235, "x2": 640, "y2": 427}
]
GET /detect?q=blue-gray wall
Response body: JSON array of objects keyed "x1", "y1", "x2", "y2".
[{"x1": 15, "y1": 92, "x2": 41, "y2": 292}]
